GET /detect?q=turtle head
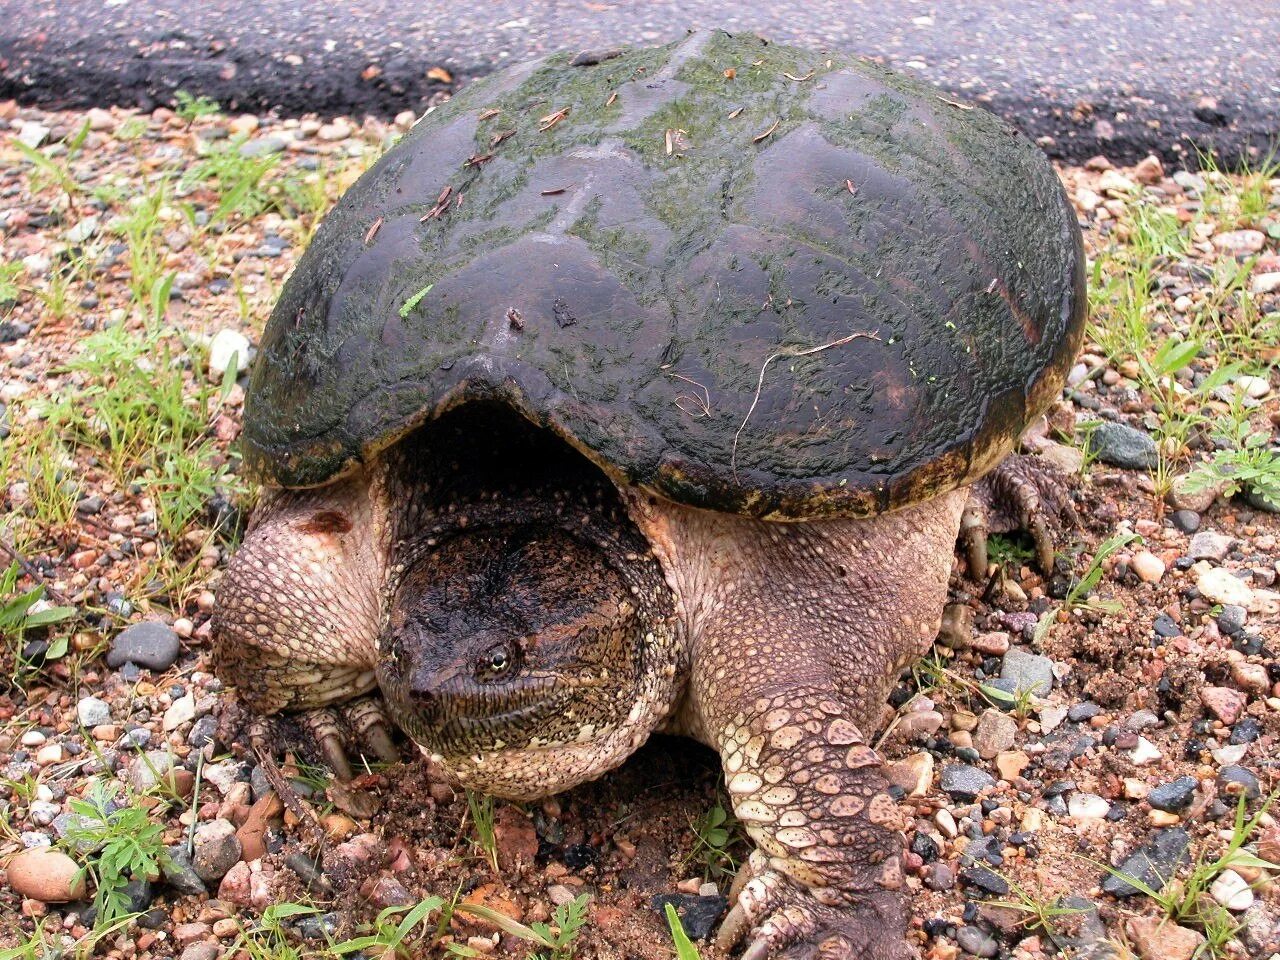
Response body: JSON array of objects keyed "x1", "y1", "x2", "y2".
[{"x1": 377, "y1": 510, "x2": 681, "y2": 799}]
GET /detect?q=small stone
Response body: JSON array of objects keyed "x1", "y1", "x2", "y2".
[
  {"x1": 939, "y1": 764, "x2": 995, "y2": 801},
  {"x1": 75, "y1": 696, "x2": 111, "y2": 727},
  {"x1": 937, "y1": 603, "x2": 973, "y2": 649},
  {"x1": 1133, "y1": 154, "x2": 1164, "y2": 184},
  {"x1": 317, "y1": 119, "x2": 353, "y2": 141},
  {"x1": 923, "y1": 862, "x2": 954, "y2": 891},
  {"x1": 1189, "y1": 530, "x2": 1233, "y2": 561},
  {"x1": 1197, "y1": 568, "x2": 1254, "y2": 608},
  {"x1": 208, "y1": 329, "x2": 252, "y2": 376},
  {"x1": 955, "y1": 925, "x2": 998, "y2": 957},
  {"x1": 181, "y1": 943, "x2": 221, "y2": 960},
  {"x1": 35, "y1": 743, "x2": 63, "y2": 765},
  {"x1": 107, "y1": 621, "x2": 180, "y2": 670},
  {"x1": 1201, "y1": 686, "x2": 1247, "y2": 725},
  {"x1": 1217, "y1": 765, "x2": 1261, "y2": 801},
  {"x1": 1130, "y1": 551, "x2": 1165, "y2": 583},
  {"x1": 893, "y1": 709, "x2": 944, "y2": 741},
  {"x1": 1168, "y1": 473, "x2": 1225, "y2": 512},
  {"x1": 1147, "y1": 777, "x2": 1197, "y2": 813},
  {"x1": 162, "y1": 845, "x2": 208, "y2": 895},
  {"x1": 1068, "y1": 701, "x2": 1102, "y2": 722},
  {"x1": 1101, "y1": 828, "x2": 1190, "y2": 897},
  {"x1": 1234, "y1": 374, "x2": 1271, "y2": 399},
  {"x1": 973, "y1": 709, "x2": 1018, "y2": 759},
  {"x1": 1210, "y1": 869, "x2": 1254, "y2": 911},
  {"x1": 970, "y1": 631, "x2": 1010, "y2": 656},
  {"x1": 1213, "y1": 230, "x2": 1265, "y2": 256},
  {"x1": 934, "y1": 808, "x2": 958, "y2": 838},
  {"x1": 960, "y1": 866, "x2": 1009, "y2": 896},
  {"x1": 5, "y1": 848, "x2": 86, "y2": 902},
  {"x1": 1170, "y1": 509, "x2": 1201, "y2": 533},
  {"x1": 1087, "y1": 421, "x2": 1157, "y2": 470},
  {"x1": 1218, "y1": 605, "x2": 1249, "y2": 636},
  {"x1": 884, "y1": 752, "x2": 933, "y2": 797},
  {"x1": 650, "y1": 894, "x2": 728, "y2": 941},
  {"x1": 1250, "y1": 272, "x2": 1280, "y2": 296},
  {"x1": 193, "y1": 819, "x2": 242, "y2": 883},
  {"x1": 239, "y1": 135, "x2": 286, "y2": 157},
  {"x1": 994, "y1": 750, "x2": 1029, "y2": 781},
  {"x1": 163, "y1": 693, "x2": 196, "y2": 731},
  {"x1": 1038, "y1": 703, "x2": 1068, "y2": 733},
  {"x1": 16, "y1": 122, "x2": 50, "y2": 148},
  {"x1": 1129, "y1": 736, "x2": 1162, "y2": 766},
  {"x1": 1148, "y1": 809, "x2": 1181, "y2": 827},
  {"x1": 1068, "y1": 793, "x2": 1110, "y2": 819},
  {"x1": 1000, "y1": 648, "x2": 1054, "y2": 696},
  {"x1": 1126, "y1": 915, "x2": 1205, "y2": 960}
]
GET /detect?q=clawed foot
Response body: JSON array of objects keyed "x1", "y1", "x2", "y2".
[
  {"x1": 961, "y1": 453, "x2": 1078, "y2": 577},
  {"x1": 221, "y1": 695, "x2": 402, "y2": 782},
  {"x1": 718, "y1": 855, "x2": 916, "y2": 960}
]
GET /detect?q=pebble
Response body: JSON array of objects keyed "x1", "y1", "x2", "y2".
[
  {"x1": 1170, "y1": 509, "x2": 1201, "y2": 533},
  {"x1": 317, "y1": 119, "x2": 353, "y2": 141},
  {"x1": 934, "y1": 808, "x2": 959, "y2": 838},
  {"x1": 1229, "y1": 660, "x2": 1268, "y2": 695},
  {"x1": 649, "y1": 894, "x2": 728, "y2": 941},
  {"x1": 939, "y1": 764, "x2": 995, "y2": 800},
  {"x1": 1101, "y1": 828, "x2": 1190, "y2": 896},
  {"x1": 194, "y1": 819, "x2": 243, "y2": 883},
  {"x1": 1250, "y1": 272, "x2": 1280, "y2": 295},
  {"x1": 4, "y1": 848, "x2": 86, "y2": 902},
  {"x1": 1068, "y1": 793, "x2": 1111, "y2": 819},
  {"x1": 994, "y1": 750, "x2": 1029, "y2": 781},
  {"x1": 180, "y1": 944, "x2": 221, "y2": 960},
  {"x1": 970, "y1": 631, "x2": 1010, "y2": 655},
  {"x1": 1126, "y1": 916, "x2": 1205, "y2": 960},
  {"x1": 1234, "y1": 374, "x2": 1271, "y2": 399},
  {"x1": 1212, "y1": 229, "x2": 1265, "y2": 255},
  {"x1": 1217, "y1": 604, "x2": 1248, "y2": 635},
  {"x1": 1000, "y1": 648, "x2": 1054, "y2": 696},
  {"x1": 1147, "y1": 777, "x2": 1197, "y2": 813},
  {"x1": 923, "y1": 862, "x2": 954, "y2": 891},
  {"x1": 162, "y1": 845, "x2": 208, "y2": 895},
  {"x1": 75, "y1": 696, "x2": 111, "y2": 727},
  {"x1": 955, "y1": 925, "x2": 998, "y2": 957},
  {"x1": 208, "y1": 328, "x2": 252, "y2": 376},
  {"x1": 1168, "y1": 473, "x2": 1224, "y2": 512},
  {"x1": 1200, "y1": 686, "x2": 1247, "y2": 725},
  {"x1": 1130, "y1": 550, "x2": 1165, "y2": 583},
  {"x1": 1217, "y1": 765, "x2": 1261, "y2": 801},
  {"x1": 972, "y1": 709, "x2": 1018, "y2": 759},
  {"x1": 239, "y1": 135, "x2": 287, "y2": 157},
  {"x1": 1129, "y1": 736, "x2": 1162, "y2": 766},
  {"x1": 16, "y1": 122, "x2": 50, "y2": 148},
  {"x1": 1188, "y1": 530, "x2": 1233, "y2": 561},
  {"x1": 884, "y1": 752, "x2": 933, "y2": 797},
  {"x1": 127, "y1": 749, "x2": 176, "y2": 793},
  {"x1": 163, "y1": 693, "x2": 196, "y2": 731},
  {"x1": 1209, "y1": 869, "x2": 1254, "y2": 911},
  {"x1": 1087, "y1": 421, "x2": 1158, "y2": 470},
  {"x1": 1196, "y1": 568, "x2": 1254, "y2": 608},
  {"x1": 107, "y1": 621, "x2": 181, "y2": 670}
]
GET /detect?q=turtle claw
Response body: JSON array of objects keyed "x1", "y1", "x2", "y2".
[
  {"x1": 962, "y1": 453, "x2": 1077, "y2": 579},
  {"x1": 243, "y1": 696, "x2": 403, "y2": 782}
]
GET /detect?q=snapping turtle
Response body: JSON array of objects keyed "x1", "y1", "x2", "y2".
[{"x1": 214, "y1": 29, "x2": 1084, "y2": 960}]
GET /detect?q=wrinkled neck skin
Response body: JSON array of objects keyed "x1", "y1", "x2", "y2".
[{"x1": 372, "y1": 409, "x2": 686, "y2": 800}]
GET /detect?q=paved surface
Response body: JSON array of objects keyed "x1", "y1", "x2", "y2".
[{"x1": 1, "y1": 0, "x2": 1277, "y2": 164}]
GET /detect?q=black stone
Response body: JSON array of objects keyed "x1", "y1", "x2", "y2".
[
  {"x1": 940, "y1": 764, "x2": 996, "y2": 800},
  {"x1": 1170, "y1": 509, "x2": 1201, "y2": 533},
  {"x1": 106, "y1": 621, "x2": 180, "y2": 670},
  {"x1": 1147, "y1": 777, "x2": 1197, "y2": 813},
  {"x1": 1217, "y1": 765, "x2": 1261, "y2": 801},
  {"x1": 960, "y1": 866, "x2": 1009, "y2": 896},
  {"x1": 910, "y1": 832, "x2": 939, "y2": 862},
  {"x1": 1100, "y1": 828, "x2": 1190, "y2": 897},
  {"x1": 1229, "y1": 717, "x2": 1262, "y2": 745},
  {"x1": 562, "y1": 843, "x2": 598, "y2": 870},
  {"x1": 1152, "y1": 613, "x2": 1182, "y2": 638},
  {"x1": 651, "y1": 894, "x2": 729, "y2": 941},
  {"x1": 1067, "y1": 702, "x2": 1101, "y2": 722}
]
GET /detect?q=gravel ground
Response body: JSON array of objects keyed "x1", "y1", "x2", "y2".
[{"x1": 1, "y1": 99, "x2": 1279, "y2": 960}]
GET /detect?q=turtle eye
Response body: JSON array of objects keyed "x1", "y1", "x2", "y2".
[{"x1": 477, "y1": 642, "x2": 517, "y2": 681}]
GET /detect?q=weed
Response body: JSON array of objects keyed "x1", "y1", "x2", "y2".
[
  {"x1": 184, "y1": 137, "x2": 280, "y2": 227},
  {"x1": 1184, "y1": 394, "x2": 1280, "y2": 510},
  {"x1": 228, "y1": 901, "x2": 319, "y2": 960},
  {"x1": 0, "y1": 261, "x2": 24, "y2": 312},
  {"x1": 63, "y1": 780, "x2": 171, "y2": 926},
  {"x1": 989, "y1": 879, "x2": 1087, "y2": 942},
  {"x1": 330, "y1": 897, "x2": 446, "y2": 958},
  {"x1": 13, "y1": 119, "x2": 90, "y2": 211},
  {"x1": 985, "y1": 532, "x2": 1036, "y2": 572},
  {"x1": 457, "y1": 893, "x2": 591, "y2": 960},
  {"x1": 466, "y1": 789, "x2": 500, "y2": 871},
  {"x1": 665, "y1": 903, "x2": 702, "y2": 960},
  {"x1": 1, "y1": 560, "x2": 77, "y2": 683},
  {"x1": 174, "y1": 90, "x2": 221, "y2": 125},
  {"x1": 399, "y1": 283, "x2": 434, "y2": 318},
  {"x1": 1034, "y1": 530, "x2": 1141, "y2": 643},
  {"x1": 686, "y1": 803, "x2": 740, "y2": 880},
  {"x1": 116, "y1": 183, "x2": 174, "y2": 309}
]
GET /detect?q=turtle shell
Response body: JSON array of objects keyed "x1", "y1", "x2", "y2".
[{"x1": 242, "y1": 30, "x2": 1085, "y2": 519}]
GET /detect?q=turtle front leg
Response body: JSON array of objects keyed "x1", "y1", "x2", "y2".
[
  {"x1": 212, "y1": 469, "x2": 398, "y2": 777},
  {"x1": 627, "y1": 489, "x2": 968, "y2": 960},
  {"x1": 961, "y1": 452, "x2": 1077, "y2": 576}
]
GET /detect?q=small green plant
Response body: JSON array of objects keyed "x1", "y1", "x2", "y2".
[
  {"x1": 458, "y1": 893, "x2": 591, "y2": 960},
  {"x1": 989, "y1": 878, "x2": 1087, "y2": 942},
  {"x1": 330, "y1": 896, "x2": 446, "y2": 958},
  {"x1": 466, "y1": 789, "x2": 500, "y2": 871},
  {"x1": 228, "y1": 901, "x2": 318, "y2": 960},
  {"x1": 1034, "y1": 530, "x2": 1141, "y2": 643},
  {"x1": 13, "y1": 119, "x2": 90, "y2": 211},
  {"x1": 184, "y1": 137, "x2": 280, "y2": 227},
  {"x1": 1183, "y1": 394, "x2": 1280, "y2": 511},
  {"x1": 1, "y1": 561, "x2": 76, "y2": 682},
  {"x1": 62, "y1": 781, "x2": 171, "y2": 927},
  {"x1": 985, "y1": 532, "x2": 1036, "y2": 572},
  {"x1": 174, "y1": 90, "x2": 221, "y2": 124},
  {"x1": 665, "y1": 903, "x2": 702, "y2": 960},
  {"x1": 0, "y1": 261, "x2": 24, "y2": 312},
  {"x1": 686, "y1": 803, "x2": 740, "y2": 880}
]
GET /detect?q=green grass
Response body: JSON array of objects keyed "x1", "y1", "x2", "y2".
[
  {"x1": 174, "y1": 90, "x2": 221, "y2": 125},
  {"x1": 665, "y1": 903, "x2": 702, "y2": 960},
  {"x1": 1, "y1": 561, "x2": 77, "y2": 684},
  {"x1": 685, "y1": 802, "x2": 741, "y2": 881},
  {"x1": 455, "y1": 893, "x2": 591, "y2": 960},
  {"x1": 184, "y1": 136, "x2": 281, "y2": 228},
  {"x1": 466, "y1": 789, "x2": 500, "y2": 871}
]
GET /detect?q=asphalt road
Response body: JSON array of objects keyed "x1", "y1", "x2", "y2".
[{"x1": 1, "y1": 0, "x2": 1277, "y2": 165}]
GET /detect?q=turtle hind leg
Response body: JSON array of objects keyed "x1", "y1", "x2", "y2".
[{"x1": 960, "y1": 453, "x2": 1078, "y2": 578}]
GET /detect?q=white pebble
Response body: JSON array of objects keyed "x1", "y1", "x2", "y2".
[
  {"x1": 208, "y1": 329, "x2": 252, "y2": 376},
  {"x1": 1210, "y1": 869, "x2": 1254, "y2": 911},
  {"x1": 1129, "y1": 737, "x2": 1162, "y2": 765},
  {"x1": 1067, "y1": 793, "x2": 1111, "y2": 819}
]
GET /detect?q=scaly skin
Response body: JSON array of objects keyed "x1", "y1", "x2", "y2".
[{"x1": 214, "y1": 410, "x2": 1071, "y2": 959}]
